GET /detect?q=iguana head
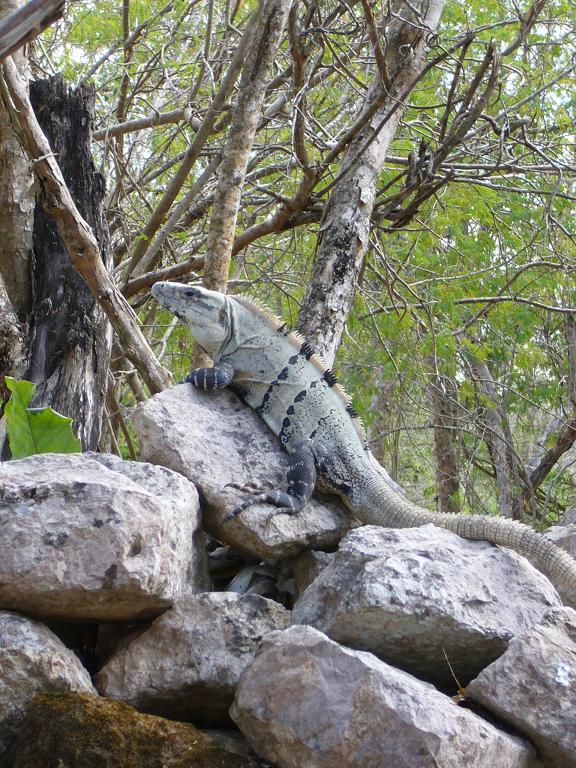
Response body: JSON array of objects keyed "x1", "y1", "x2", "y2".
[{"x1": 151, "y1": 282, "x2": 231, "y2": 355}]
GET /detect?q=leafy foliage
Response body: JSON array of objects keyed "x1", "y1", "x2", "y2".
[{"x1": 4, "y1": 378, "x2": 82, "y2": 459}]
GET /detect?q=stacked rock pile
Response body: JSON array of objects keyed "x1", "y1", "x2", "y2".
[{"x1": 0, "y1": 384, "x2": 574, "y2": 767}]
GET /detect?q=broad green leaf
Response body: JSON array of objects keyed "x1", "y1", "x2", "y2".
[{"x1": 5, "y1": 377, "x2": 82, "y2": 458}]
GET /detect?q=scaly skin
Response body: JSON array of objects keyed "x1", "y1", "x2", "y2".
[{"x1": 152, "y1": 281, "x2": 576, "y2": 596}]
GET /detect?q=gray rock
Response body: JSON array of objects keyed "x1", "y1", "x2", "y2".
[
  {"x1": 95, "y1": 591, "x2": 290, "y2": 725},
  {"x1": 0, "y1": 611, "x2": 96, "y2": 763},
  {"x1": 132, "y1": 384, "x2": 353, "y2": 561},
  {"x1": 292, "y1": 525, "x2": 561, "y2": 686},
  {"x1": 545, "y1": 525, "x2": 576, "y2": 605},
  {"x1": 545, "y1": 523, "x2": 576, "y2": 557},
  {"x1": 467, "y1": 606, "x2": 576, "y2": 767},
  {"x1": 231, "y1": 625, "x2": 538, "y2": 768},
  {"x1": 290, "y1": 550, "x2": 335, "y2": 595},
  {"x1": 0, "y1": 452, "x2": 208, "y2": 621}
]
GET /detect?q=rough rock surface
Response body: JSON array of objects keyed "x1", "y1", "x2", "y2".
[
  {"x1": 0, "y1": 611, "x2": 96, "y2": 764},
  {"x1": 95, "y1": 592, "x2": 290, "y2": 725},
  {"x1": 290, "y1": 550, "x2": 335, "y2": 595},
  {"x1": 545, "y1": 523, "x2": 576, "y2": 558},
  {"x1": 11, "y1": 692, "x2": 263, "y2": 768},
  {"x1": 545, "y1": 524, "x2": 576, "y2": 605},
  {"x1": 0, "y1": 452, "x2": 208, "y2": 621},
  {"x1": 132, "y1": 384, "x2": 353, "y2": 561},
  {"x1": 231, "y1": 625, "x2": 538, "y2": 768},
  {"x1": 292, "y1": 526, "x2": 561, "y2": 686},
  {"x1": 467, "y1": 607, "x2": 576, "y2": 768}
]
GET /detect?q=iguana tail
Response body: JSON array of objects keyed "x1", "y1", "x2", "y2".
[{"x1": 356, "y1": 474, "x2": 576, "y2": 597}]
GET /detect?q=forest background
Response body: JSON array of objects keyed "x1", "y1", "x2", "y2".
[{"x1": 1, "y1": 0, "x2": 576, "y2": 529}]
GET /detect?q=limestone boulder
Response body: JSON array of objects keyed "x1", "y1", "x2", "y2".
[
  {"x1": 95, "y1": 592, "x2": 290, "y2": 725},
  {"x1": 0, "y1": 611, "x2": 96, "y2": 764},
  {"x1": 231, "y1": 625, "x2": 538, "y2": 768},
  {"x1": 467, "y1": 606, "x2": 576, "y2": 767},
  {"x1": 292, "y1": 525, "x2": 561, "y2": 686},
  {"x1": 289, "y1": 550, "x2": 335, "y2": 595},
  {"x1": 11, "y1": 692, "x2": 264, "y2": 768},
  {"x1": 545, "y1": 524, "x2": 576, "y2": 605},
  {"x1": 0, "y1": 452, "x2": 208, "y2": 621},
  {"x1": 545, "y1": 523, "x2": 576, "y2": 557},
  {"x1": 132, "y1": 384, "x2": 353, "y2": 561}
]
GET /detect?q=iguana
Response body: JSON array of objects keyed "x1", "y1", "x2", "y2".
[{"x1": 151, "y1": 281, "x2": 576, "y2": 596}]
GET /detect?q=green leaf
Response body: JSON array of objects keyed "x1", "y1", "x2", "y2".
[{"x1": 5, "y1": 377, "x2": 82, "y2": 458}]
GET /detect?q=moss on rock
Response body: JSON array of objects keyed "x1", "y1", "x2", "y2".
[{"x1": 11, "y1": 692, "x2": 261, "y2": 768}]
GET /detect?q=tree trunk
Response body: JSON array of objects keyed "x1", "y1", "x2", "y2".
[
  {"x1": 524, "y1": 313, "x2": 576, "y2": 502},
  {"x1": 428, "y1": 371, "x2": 460, "y2": 513},
  {"x1": 202, "y1": 0, "x2": 292, "y2": 292},
  {"x1": 25, "y1": 76, "x2": 112, "y2": 450},
  {"x1": 0, "y1": 0, "x2": 33, "y2": 441},
  {"x1": 297, "y1": 0, "x2": 445, "y2": 365},
  {"x1": 0, "y1": 0, "x2": 33, "y2": 322},
  {"x1": 469, "y1": 356, "x2": 533, "y2": 520}
]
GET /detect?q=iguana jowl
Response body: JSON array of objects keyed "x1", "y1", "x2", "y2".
[{"x1": 152, "y1": 281, "x2": 576, "y2": 595}]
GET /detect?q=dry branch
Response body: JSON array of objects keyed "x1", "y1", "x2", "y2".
[
  {"x1": 0, "y1": 0, "x2": 63, "y2": 61},
  {"x1": 93, "y1": 107, "x2": 201, "y2": 141}
]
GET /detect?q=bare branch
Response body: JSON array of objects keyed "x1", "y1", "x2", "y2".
[
  {"x1": 0, "y1": 0, "x2": 63, "y2": 61},
  {"x1": 122, "y1": 5, "x2": 261, "y2": 281}
]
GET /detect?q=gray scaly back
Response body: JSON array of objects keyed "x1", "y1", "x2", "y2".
[{"x1": 151, "y1": 281, "x2": 576, "y2": 598}]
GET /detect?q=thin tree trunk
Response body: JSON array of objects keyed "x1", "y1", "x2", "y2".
[
  {"x1": 0, "y1": 0, "x2": 33, "y2": 321},
  {"x1": 24, "y1": 77, "x2": 112, "y2": 450},
  {"x1": 297, "y1": 0, "x2": 445, "y2": 365},
  {"x1": 123, "y1": 7, "x2": 261, "y2": 281},
  {"x1": 524, "y1": 313, "x2": 576, "y2": 499},
  {"x1": 203, "y1": 0, "x2": 292, "y2": 292},
  {"x1": 470, "y1": 356, "x2": 533, "y2": 519},
  {"x1": 428, "y1": 371, "x2": 460, "y2": 513}
]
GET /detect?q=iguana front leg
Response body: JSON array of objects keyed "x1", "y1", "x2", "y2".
[
  {"x1": 225, "y1": 440, "x2": 318, "y2": 521},
  {"x1": 184, "y1": 367, "x2": 319, "y2": 521},
  {"x1": 185, "y1": 361, "x2": 235, "y2": 390}
]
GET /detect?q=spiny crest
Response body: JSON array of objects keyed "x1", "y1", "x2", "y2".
[{"x1": 234, "y1": 293, "x2": 367, "y2": 446}]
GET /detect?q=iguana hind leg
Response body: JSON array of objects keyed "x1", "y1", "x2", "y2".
[{"x1": 225, "y1": 441, "x2": 317, "y2": 522}]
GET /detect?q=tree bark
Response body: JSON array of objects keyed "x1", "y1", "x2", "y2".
[
  {"x1": 428, "y1": 371, "x2": 460, "y2": 513},
  {"x1": 25, "y1": 77, "x2": 112, "y2": 450},
  {"x1": 469, "y1": 356, "x2": 533, "y2": 520},
  {"x1": 203, "y1": 0, "x2": 292, "y2": 292},
  {"x1": 297, "y1": 0, "x2": 445, "y2": 365},
  {"x1": 0, "y1": 0, "x2": 33, "y2": 321},
  {"x1": 0, "y1": 0, "x2": 63, "y2": 61},
  {"x1": 1, "y1": 55, "x2": 171, "y2": 395},
  {"x1": 524, "y1": 313, "x2": 576, "y2": 499},
  {"x1": 0, "y1": 0, "x2": 33, "y2": 448}
]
